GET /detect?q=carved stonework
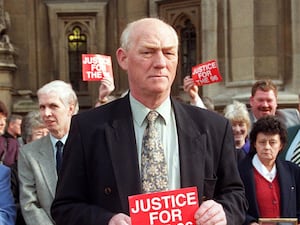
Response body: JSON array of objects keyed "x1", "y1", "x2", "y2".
[
  {"x1": 0, "y1": 0, "x2": 16, "y2": 113},
  {"x1": 12, "y1": 90, "x2": 38, "y2": 113},
  {"x1": 0, "y1": 0, "x2": 13, "y2": 51}
]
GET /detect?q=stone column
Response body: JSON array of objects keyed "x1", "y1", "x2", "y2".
[
  {"x1": 0, "y1": 45, "x2": 16, "y2": 113},
  {"x1": 291, "y1": 0, "x2": 300, "y2": 91},
  {"x1": 0, "y1": 1, "x2": 16, "y2": 113}
]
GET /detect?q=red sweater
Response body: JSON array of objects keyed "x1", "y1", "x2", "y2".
[{"x1": 254, "y1": 168, "x2": 281, "y2": 218}]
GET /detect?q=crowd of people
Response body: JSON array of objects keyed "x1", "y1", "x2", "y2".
[
  {"x1": 0, "y1": 17, "x2": 299, "y2": 225},
  {"x1": 184, "y1": 73, "x2": 300, "y2": 224}
]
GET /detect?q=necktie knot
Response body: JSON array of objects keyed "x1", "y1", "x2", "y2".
[
  {"x1": 56, "y1": 140, "x2": 63, "y2": 149},
  {"x1": 147, "y1": 111, "x2": 159, "y2": 123}
]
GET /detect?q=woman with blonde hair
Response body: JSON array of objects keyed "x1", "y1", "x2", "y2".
[{"x1": 224, "y1": 100, "x2": 251, "y2": 160}]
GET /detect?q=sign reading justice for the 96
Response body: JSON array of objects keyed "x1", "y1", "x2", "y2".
[
  {"x1": 129, "y1": 187, "x2": 199, "y2": 225},
  {"x1": 191, "y1": 59, "x2": 222, "y2": 86},
  {"x1": 82, "y1": 54, "x2": 113, "y2": 81}
]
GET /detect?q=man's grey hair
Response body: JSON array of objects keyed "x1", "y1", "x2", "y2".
[
  {"x1": 120, "y1": 17, "x2": 179, "y2": 50},
  {"x1": 37, "y1": 80, "x2": 79, "y2": 114}
]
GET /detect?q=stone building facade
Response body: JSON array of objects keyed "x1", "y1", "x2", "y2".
[{"x1": 0, "y1": 0, "x2": 299, "y2": 114}]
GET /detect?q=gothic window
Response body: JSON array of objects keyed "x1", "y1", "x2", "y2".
[
  {"x1": 68, "y1": 26, "x2": 87, "y2": 92},
  {"x1": 180, "y1": 19, "x2": 196, "y2": 81}
]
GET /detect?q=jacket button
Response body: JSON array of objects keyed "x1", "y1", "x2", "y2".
[{"x1": 104, "y1": 187, "x2": 112, "y2": 195}]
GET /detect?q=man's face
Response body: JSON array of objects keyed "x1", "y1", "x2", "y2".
[
  {"x1": 250, "y1": 90, "x2": 277, "y2": 119},
  {"x1": 117, "y1": 20, "x2": 178, "y2": 100},
  {"x1": 39, "y1": 92, "x2": 74, "y2": 139}
]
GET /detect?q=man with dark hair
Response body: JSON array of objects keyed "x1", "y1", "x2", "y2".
[
  {"x1": 3, "y1": 114, "x2": 22, "y2": 139},
  {"x1": 0, "y1": 113, "x2": 20, "y2": 166}
]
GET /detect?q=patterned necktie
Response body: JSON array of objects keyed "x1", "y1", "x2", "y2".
[
  {"x1": 291, "y1": 141, "x2": 300, "y2": 165},
  {"x1": 141, "y1": 111, "x2": 168, "y2": 193},
  {"x1": 56, "y1": 140, "x2": 63, "y2": 173}
]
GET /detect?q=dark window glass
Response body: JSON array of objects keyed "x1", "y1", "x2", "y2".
[
  {"x1": 180, "y1": 19, "x2": 196, "y2": 80},
  {"x1": 68, "y1": 26, "x2": 87, "y2": 91}
]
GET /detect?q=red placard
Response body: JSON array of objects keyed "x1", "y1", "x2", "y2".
[
  {"x1": 191, "y1": 59, "x2": 222, "y2": 86},
  {"x1": 82, "y1": 54, "x2": 113, "y2": 81},
  {"x1": 129, "y1": 187, "x2": 199, "y2": 225}
]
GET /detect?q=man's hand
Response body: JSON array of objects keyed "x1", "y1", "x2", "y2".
[
  {"x1": 183, "y1": 76, "x2": 199, "y2": 102},
  {"x1": 108, "y1": 213, "x2": 131, "y2": 225},
  {"x1": 99, "y1": 76, "x2": 115, "y2": 101},
  {"x1": 194, "y1": 200, "x2": 227, "y2": 225}
]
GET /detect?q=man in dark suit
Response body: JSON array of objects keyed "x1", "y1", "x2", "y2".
[{"x1": 51, "y1": 18, "x2": 247, "y2": 225}]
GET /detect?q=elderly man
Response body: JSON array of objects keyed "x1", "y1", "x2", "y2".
[
  {"x1": 51, "y1": 18, "x2": 247, "y2": 225},
  {"x1": 18, "y1": 80, "x2": 78, "y2": 225}
]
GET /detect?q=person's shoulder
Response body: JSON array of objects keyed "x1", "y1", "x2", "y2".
[
  {"x1": 276, "y1": 108, "x2": 300, "y2": 127},
  {"x1": 287, "y1": 124, "x2": 300, "y2": 133},
  {"x1": 277, "y1": 108, "x2": 299, "y2": 117},
  {"x1": 20, "y1": 135, "x2": 50, "y2": 153},
  {"x1": 0, "y1": 164, "x2": 10, "y2": 176},
  {"x1": 238, "y1": 154, "x2": 253, "y2": 167},
  {"x1": 2, "y1": 132, "x2": 13, "y2": 139},
  {"x1": 75, "y1": 96, "x2": 130, "y2": 122},
  {"x1": 172, "y1": 99, "x2": 228, "y2": 125},
  {"x1": 277, "y1": 159, "x2": 300, "y2": 172},
  {"x1": 173, "y1": 98, "x2": 220, "y2": 115}
]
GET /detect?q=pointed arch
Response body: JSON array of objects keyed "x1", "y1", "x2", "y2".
[
  {"x1": 65, "y1": 22, "x2": 89, "y2": 92},
  {"x1": 157, "y1": 0, "x2": 201, "y2": 96}
]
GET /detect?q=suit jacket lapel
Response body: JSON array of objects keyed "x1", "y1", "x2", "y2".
[
  {"x1": 172, "y1": 101, "x2": 205, "y2": 194},
  {"x1": 243, "y1": 159, "x2": 260, "y2": 217},
  {"x1": 106, "y1": 97, "x2": 140, "y2": 212},
  {"x1": 276, "y1": 160, "x2": 293, "y2": 216},
  {"x1": 38, "y1": 135, "x2": 57, "y2": 198}
]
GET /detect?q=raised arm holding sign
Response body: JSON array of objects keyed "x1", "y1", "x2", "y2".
[
  {"x1": 183, "y1": 60, "x2": 221, "y2": 109},
  {"x1": 82, "y1": 54, "x2": 116, "y2": 106},
  {"x1": 191, "y1": 60, "x2": 222, "y2": 86}
]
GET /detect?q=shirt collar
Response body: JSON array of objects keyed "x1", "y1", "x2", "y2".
[
  {"x1": 50, "y1": 133, "x2": 68, "y2": 148},
  {"x1": 129, "y1": 93, "x2": 172, "y2": 126},
  {"x1": 252, "y1": 154, "x2": 277, "y2": 182}
]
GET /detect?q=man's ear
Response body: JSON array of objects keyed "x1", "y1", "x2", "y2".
[
  {"x1": 68, "y1": 103, "x2": 75, "y2": 116},
  {"x1": 116, "y1": 48, "x2": 128, "y2": 71}
]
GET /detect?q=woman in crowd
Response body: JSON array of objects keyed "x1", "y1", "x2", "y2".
[
  {"x1": 19, "y1": 110, "x2": 49, "y2": 145},
  {"x1": 238, "y1": 115, "x2": 300, "y2": 224},
  {"x1": 224, "y1": 100, "x2": 251, "y2": 161},
  {"x1": 12, "y1": 110, "x2": 49, "y2": 225}
]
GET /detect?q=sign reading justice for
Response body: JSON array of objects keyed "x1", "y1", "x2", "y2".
[
  {"x1": 191, "y1": 59, "x2": 222, "y2": 86},
  {"x1": 129, "y1": 187, "x2": 199, "y2": 225},
  {"x1": 82, "y1": 54, "x2": 113, "y2": 81}
]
